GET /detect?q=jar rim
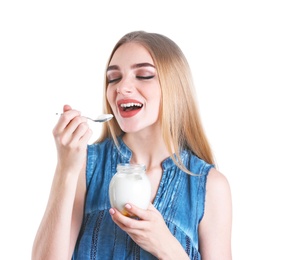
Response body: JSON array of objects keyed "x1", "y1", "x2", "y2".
[{"x1": 117, "y1": 163, "x2": 146, "y2": 171}]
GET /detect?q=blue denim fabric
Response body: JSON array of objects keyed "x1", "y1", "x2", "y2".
[{"x1": 72, "y1": 137, "x2": 213, "y2": 260}]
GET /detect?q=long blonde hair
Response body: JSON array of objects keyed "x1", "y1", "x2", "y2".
[{"x1": 96, "y1": 31, "x2": 215, "y2": 172}]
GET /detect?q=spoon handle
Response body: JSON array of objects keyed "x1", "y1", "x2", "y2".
[{"x1": 56, "y1": 113, "x2": 113, "y2": 123}]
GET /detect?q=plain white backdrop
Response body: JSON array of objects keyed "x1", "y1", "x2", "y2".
[{"x1": 1, "y1": 0, "x2": 283, "y2": 259}]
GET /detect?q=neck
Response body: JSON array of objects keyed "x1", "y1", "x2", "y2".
[{"x1": 122, "y1": 130, "x2": 171, "y2": 171}]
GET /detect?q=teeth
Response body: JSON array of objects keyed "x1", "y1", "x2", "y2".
[{"x1": 120, "y1": 103, "x2": 142, "y2": 108}]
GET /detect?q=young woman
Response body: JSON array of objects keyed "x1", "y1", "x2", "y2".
[{"x1": 32, "y1": 31, "x2": 232, "y2": 260}]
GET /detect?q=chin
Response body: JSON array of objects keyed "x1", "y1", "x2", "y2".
[
  {"x1": 119, "y1": 122, "x2": 143, "y2": 133},
  {"x1": 120, "y1": 126, "x2": 141, "y2": 133},
  {"x1": 117, "y1": 116, "x2": 159, "y2": 134}
]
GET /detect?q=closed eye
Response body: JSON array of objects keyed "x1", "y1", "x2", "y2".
[
  {"x1": 136, "y1": 75, "x2": 155, "y2": 80},
  {"x1": 108, "y1": 77, "x2": 121, "y2": 84}
]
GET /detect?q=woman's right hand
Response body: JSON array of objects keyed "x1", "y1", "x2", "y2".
[
  {"x1": 32, "y1": 104, "x2": 91, "y2": 260},
  {"x1": 52, "y1": 104, "x2": 93, "y2": 175}
]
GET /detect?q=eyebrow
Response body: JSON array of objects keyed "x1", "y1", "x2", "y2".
[{"x1": 107, "y1": 62, "x2": 155, "y2": 71}]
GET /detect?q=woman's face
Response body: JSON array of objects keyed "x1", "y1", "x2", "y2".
[{"x1": 106, "y1": 42, "x2": 161, "y2": 133}]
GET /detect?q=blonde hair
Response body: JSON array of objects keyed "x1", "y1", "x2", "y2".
[{"x1": 96, "y1": 31, "x2": 215, "y2": 172}]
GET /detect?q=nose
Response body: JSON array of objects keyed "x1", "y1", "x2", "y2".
[{"x1": 116, "y1": 77, "x2": 133, "y2": 95}]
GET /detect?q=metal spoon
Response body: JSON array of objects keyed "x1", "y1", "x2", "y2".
[
  {"x1": 85, "y1": 114, "x2": 113, "y2": 123},
  {"x1": 56, "y1": 113, "x2": 113, "y2": 123}
]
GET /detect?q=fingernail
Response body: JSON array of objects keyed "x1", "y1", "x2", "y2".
[
  {"x1": 109, "y1": 208, "x2": 115, "y2": 215},
  {"x1": 125, "y1": 204, "x2": 131, "y2": 209}
]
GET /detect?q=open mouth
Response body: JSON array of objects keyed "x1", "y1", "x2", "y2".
[
  {"x1": 120, "y1": 102, "x2": 143, "y2": 112},
  {"x1": 117, "y1": 101, "x2": 143, "y2": 118}
]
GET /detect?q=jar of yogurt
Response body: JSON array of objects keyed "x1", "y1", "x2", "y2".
[{"x1": 109, "y1": 163, "x2": 151, "y2": 217}]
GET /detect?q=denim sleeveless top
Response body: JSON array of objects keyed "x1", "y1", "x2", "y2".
[{"x1": 72, "y1": 137, "x2": 213, "y2": 260}]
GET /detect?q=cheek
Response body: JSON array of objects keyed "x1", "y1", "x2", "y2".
[
  {"x1": 146, "y1": 87, "x2": 161, "y2": 105},
  {"x1": 106, "y1": 88, "x2": 114, "y2": 104},
  {"x1": 152, "y1": 89, "x2": 162, "y2": 115}
]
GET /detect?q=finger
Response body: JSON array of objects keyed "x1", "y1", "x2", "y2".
[
  {"x1": 61, "y1": 114, "x2": 86, "y2": 135},
  {"x1": 53, "y1": 109, "x2": 81, "y2": 135},
  {"x1": 124, "y1": 203, "x2": 152, "y2": 221},
  {"x1": 147, "y1": 203, "x2": 158, "y2": 212},
  {"x1": 53, "y1": 116, "x2": 87, "y2": 148},
  {"x1": 60, "y1": 110, "x2": 82, "y2": 126},
  {"x1": 63, "y1": 104, "x2": 72, "y2": 112},
  {"x1": 70, "y1": 122, "x2": 92, "y2": 144},
  {"x1": 109, "y1": 208, "x2": 141, "y2": 229},
  {"x1": 79, "y1": 127, "x2": 93, "y2": 144},
  {"x1": 60, "y1": 117, "x2": 88, "y2": 145}
]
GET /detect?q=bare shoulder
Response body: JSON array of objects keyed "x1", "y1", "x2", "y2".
[
  {"x1": 203, "y1": 167, "x2": 232, "y2": 219},
  {"x1": 199, "y1": 167, "x2": 232, "y2": 259},
  {"x1": 206, "y1": 167, "x2": 231, "y2": 195}
]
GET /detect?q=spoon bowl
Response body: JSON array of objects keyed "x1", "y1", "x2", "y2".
[{"x1": 86, "y1": 114, "x2": 113, "y2": 123}]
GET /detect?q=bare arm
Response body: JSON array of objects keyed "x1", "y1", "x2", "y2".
[
  {"x1": 32, "y1": 105, "x2": 92, "y2": 260},
  {"x1": 199, "y1": 168, "x2": 232, "y2": 260},
  {"x1": 32, "y1": 167, "x2": 86, "y2": 260}
]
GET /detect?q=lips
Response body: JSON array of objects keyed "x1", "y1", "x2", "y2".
[{"x1": 117, "y1": 99, "x2": 143, "y2": 118}]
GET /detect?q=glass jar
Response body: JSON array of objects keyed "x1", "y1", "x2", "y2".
[{"x1": 109, "y1": 163, "x2": 151, "y2": 216}]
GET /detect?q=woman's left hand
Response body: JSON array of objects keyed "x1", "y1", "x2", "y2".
[{"x1": 109, "y1": 203, "x2": 189, "y2": 259}]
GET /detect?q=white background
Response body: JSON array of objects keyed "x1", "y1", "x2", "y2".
[{"x1": 1, "y1": 0, "x2": 283, "y2": 259}]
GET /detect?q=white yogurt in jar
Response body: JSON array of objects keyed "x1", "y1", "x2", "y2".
[{"x1": 109, "y1": 164, "x2": 151, "y2": 216}]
